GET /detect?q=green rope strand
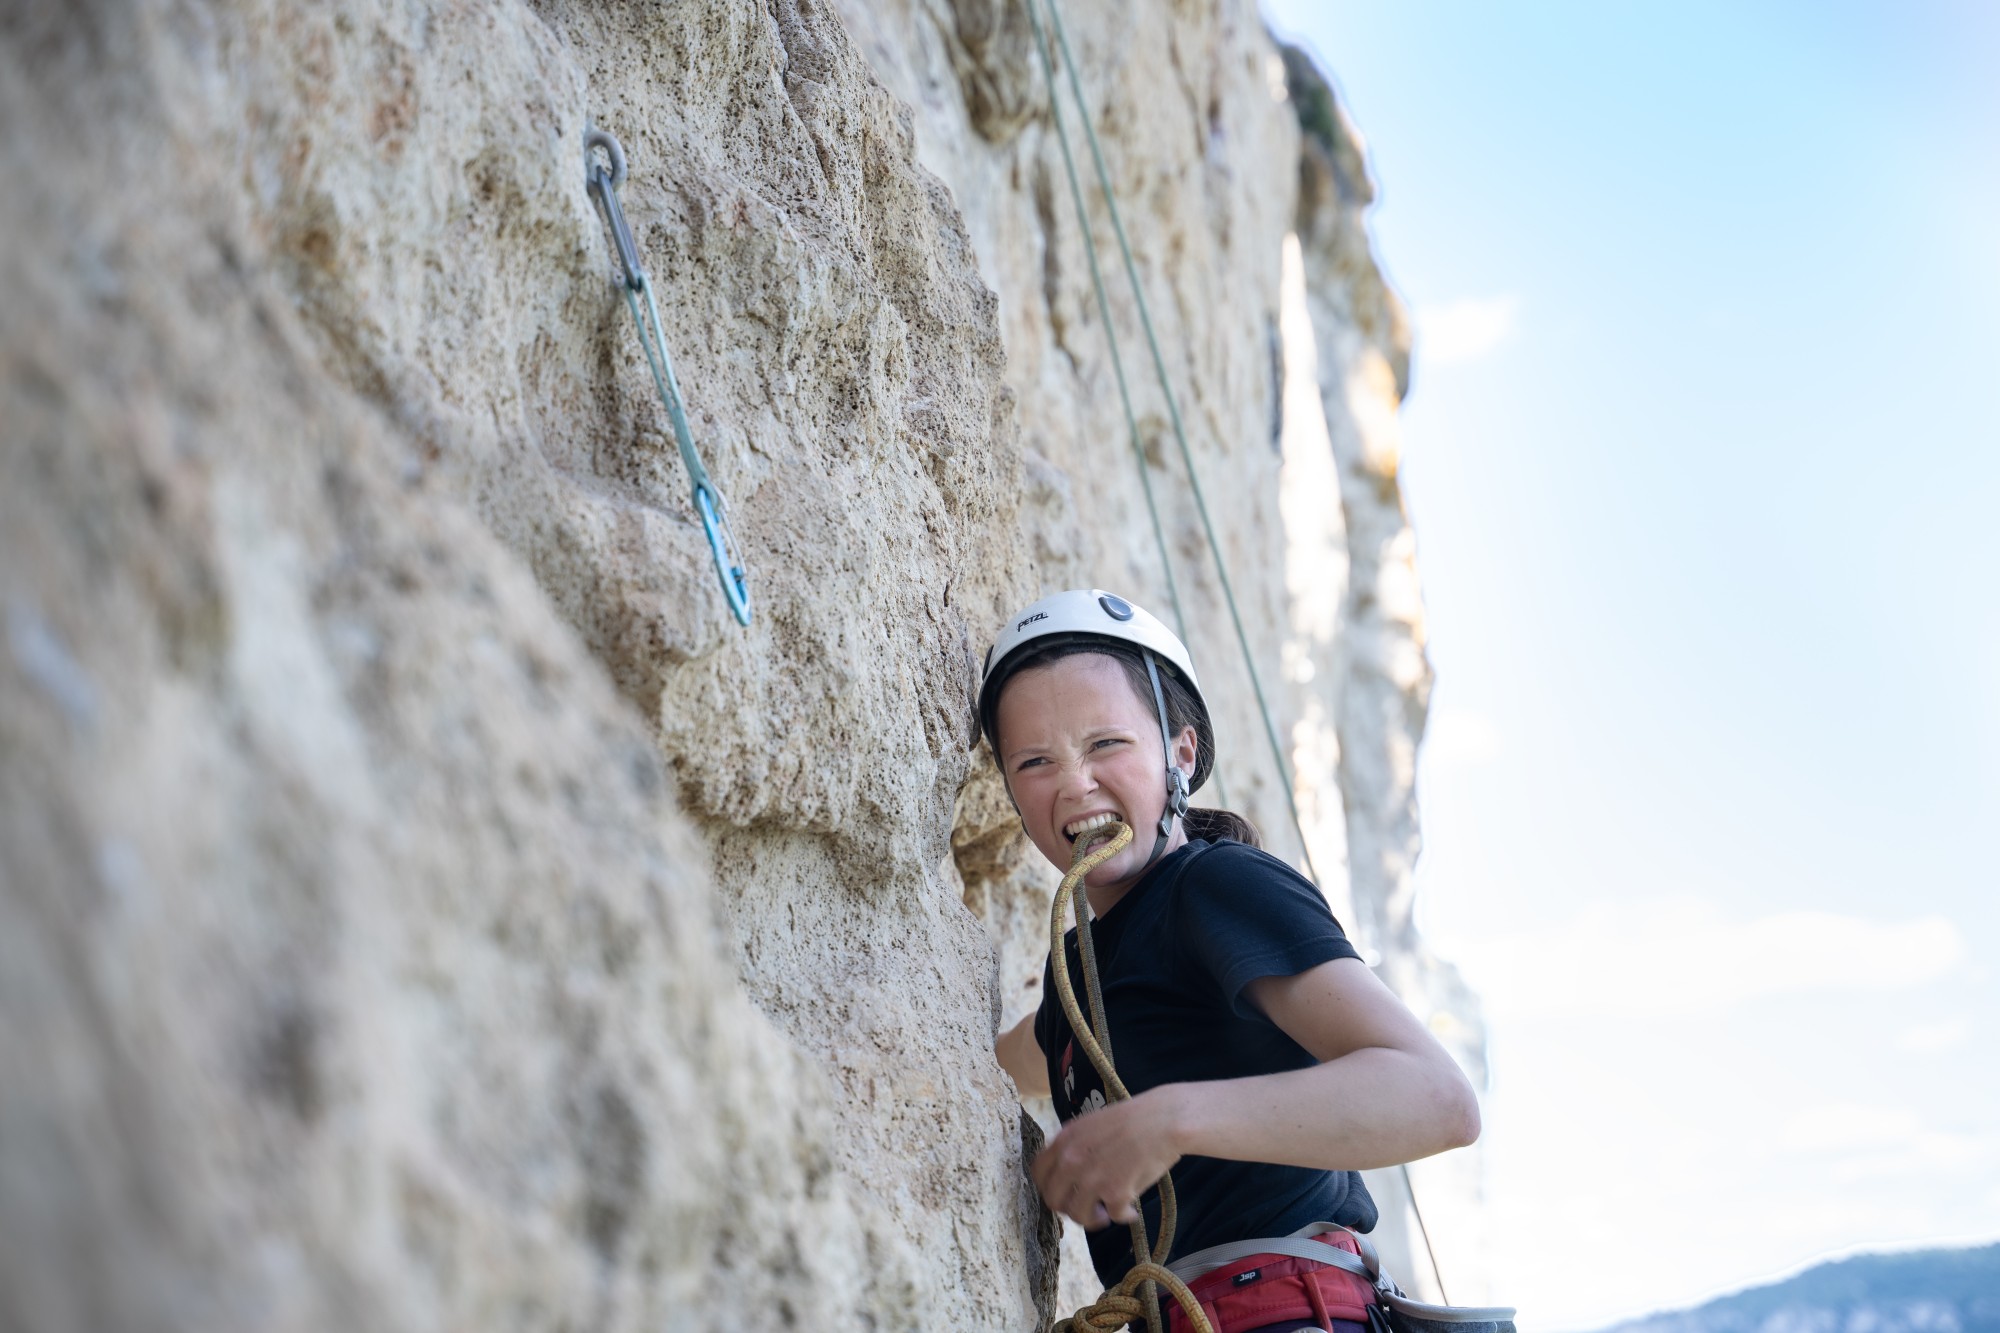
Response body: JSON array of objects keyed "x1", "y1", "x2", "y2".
[
  {"x1": 1034, "y1": 0, "x2": 1314, "y2": 884},
  {"x1": 1025, "y1": 0, "x2": 1226, "y2": 810},
  {"x1": 1025, "y1": 3, "x2": 1184, "y2": 643}
]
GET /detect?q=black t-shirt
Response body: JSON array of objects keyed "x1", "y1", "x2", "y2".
[{"x1": 1034, "y1": 837, "x2": 1379, "y2": 1290}]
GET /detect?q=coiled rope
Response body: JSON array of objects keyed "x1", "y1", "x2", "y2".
[
  {"x1": 1050, "y1": 820, "x2": 1213, "y2": 1333},
  {"x1": 1021, "y1": 0, "x2": 1452, "y2": 1299}
]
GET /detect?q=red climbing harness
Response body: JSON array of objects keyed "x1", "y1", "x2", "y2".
[
  {"x1": 1164, "y1": 1226, "x2": 1377, "y2": 1333},
  {"x1": 1163, "y1": 1223, "x2": 1519, "y2": 1333}
]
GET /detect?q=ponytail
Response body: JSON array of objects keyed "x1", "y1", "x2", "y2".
[{"x1": 1183, "y1": 806, "x2": 1261, "y2": 848}]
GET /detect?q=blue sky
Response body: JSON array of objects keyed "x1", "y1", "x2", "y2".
[{"x1": 1259, "y1": 2, "x2": 2000, "y2": 1326}]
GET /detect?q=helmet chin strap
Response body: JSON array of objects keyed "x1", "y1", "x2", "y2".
[{"x1": 1142, "y1": 651, "x2": 1191, "y2": 873}]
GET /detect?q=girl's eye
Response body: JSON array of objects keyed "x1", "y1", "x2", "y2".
[
  {"x1": 1093, "y1": 738, "x2": 1123, "y2": 750},
  {"x1": 1015, "y1": 757, "x2": 1047, "y2": 772}
]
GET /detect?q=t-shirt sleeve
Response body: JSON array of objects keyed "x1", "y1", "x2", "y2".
[
  {"x1": 1033, "y1": 954, "x2": 1055, "y2": 1065},
  {"x1": 1175, "y1": 842, "x2": 1361, "y2": 1017}
]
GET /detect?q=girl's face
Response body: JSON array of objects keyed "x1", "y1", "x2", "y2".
[{"x1": 994, "y1": 653, "x2": 1198, "y2": 895}]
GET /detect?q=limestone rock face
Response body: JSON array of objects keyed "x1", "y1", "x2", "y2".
[
  {"x1": 1, "y1": 1, "x2": 1481, "y2": 1329},
  {"x1": 843, "y1": 0, "x2": 1317, "y2": 959}
]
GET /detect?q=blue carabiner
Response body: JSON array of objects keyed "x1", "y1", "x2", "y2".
[
  {"x1": 695, "y1": 484, "x2": 753, "y2": 627},
  {"x1": 588, "y1": 124, "x2": 753, "y2": 629}
]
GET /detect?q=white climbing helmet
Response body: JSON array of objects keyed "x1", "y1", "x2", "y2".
[{"x1": 978, "y1": 589, "x2": 1215, "y2": 832}]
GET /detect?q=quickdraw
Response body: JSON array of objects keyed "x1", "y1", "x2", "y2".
[{"x1": 585, "y1": 125, "x2": 752, "y2": 627}]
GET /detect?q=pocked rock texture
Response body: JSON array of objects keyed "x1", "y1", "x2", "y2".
[{"x1": 0, "y1": 1, "x2": 1483, "y2": 1329}]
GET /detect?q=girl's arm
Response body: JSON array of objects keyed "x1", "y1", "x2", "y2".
[
  {"x1": 1029, "y1": 957, "x2": 1479, "y2": 1229},
  {"x1": 996, "y1": 1011, "x2": 1051, "y2": 1098},
  {"x1": 1173, "y1": 956, "x2": 1480, "y2": 1169}
]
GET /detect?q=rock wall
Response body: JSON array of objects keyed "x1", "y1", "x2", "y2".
[{"x1": 0, "y1": 1, "x2": 1481, "y2": 1329}]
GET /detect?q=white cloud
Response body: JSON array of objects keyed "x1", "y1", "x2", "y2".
[
  {"x1": 1415, "y1": 295, "x2": 1519, "y2": 365},
  {"x1": 1781, "y1": 1103, "x2": 1925, "y2": 1153},
  {"x1": 1442, "y1": 899, "x2": 1966, "y2": 1019},
  {"x1": 1781, "y1": 1103, "x2": 1994, "y2": 1183},
  {"x1": 1421, "y1": 707, "x2": 1502, "y2": 768},
  {"x1": 1898, "y1": 1017, "x2": 1972, "y2": 1053}
]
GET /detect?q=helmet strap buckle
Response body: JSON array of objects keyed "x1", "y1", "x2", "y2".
[{"x1": 1160, "y1": 764, "x2": 1191, "y2": 837}]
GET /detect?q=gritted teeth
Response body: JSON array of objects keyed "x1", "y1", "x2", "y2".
[{"x1": 1063, "y1": 811, "x2": 1123, "y2": 843}]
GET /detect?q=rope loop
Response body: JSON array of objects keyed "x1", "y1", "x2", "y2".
[
  {"x1": 585, "y1": 124, "x2": 753, "y2": 627},
  {"x1": 1048, "y1": 823, "x2": 1214, "y2": 1333},
  {"x1": 1054, "y1": 1261, "x2": 1215, "y2": 1333}
]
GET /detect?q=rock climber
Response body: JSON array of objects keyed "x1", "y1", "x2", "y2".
[{"x1": 984, "y1": 588, "x2": 1482, "y2": 1332}]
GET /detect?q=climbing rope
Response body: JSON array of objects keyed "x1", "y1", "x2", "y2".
[
  {"x1": 1021, "y1": 0, "x2": 1239, "y2": 812},
  {"x1": 1023, "y1": 13, "x2": 1191, "y2": 667},
  {"x1": 1052, "y1": 820, "x2": 1213, "y2": 1333},
  {"x1": 584, "y1": 126, "x2": 752, "y2": 626},
  {"x1": 1024, "y1": 0, "x2": 1306, "y2": 869},
  {"x1": 1022, "y1": 0, "x2": 1453, "y2": 1301}
]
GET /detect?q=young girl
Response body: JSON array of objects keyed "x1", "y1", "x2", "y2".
[{"x1": 983, "y1": 589, "x2": 1480, "y2": 1326}]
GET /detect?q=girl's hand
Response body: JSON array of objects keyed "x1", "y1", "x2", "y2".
[{"x1": 1030, "y1": 1086, "x2": 1185, "y2": 1229}]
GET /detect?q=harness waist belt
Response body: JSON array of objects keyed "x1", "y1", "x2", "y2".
[{"x1": 1168, "y1": 1224, "x2": 1517, "y2": 1324}]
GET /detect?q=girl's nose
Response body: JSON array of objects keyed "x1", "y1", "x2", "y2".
[{"x1": 1057, "y1": 757, "x2": 1097, "y2": 797}]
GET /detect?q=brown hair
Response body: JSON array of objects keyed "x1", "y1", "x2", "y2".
[
  {"x1": 992, "y1": 642, "x2": 1262, "y2": 850},
  {"x1": 1182, "y1": 806, "x2": 1262, "y2": 847}
]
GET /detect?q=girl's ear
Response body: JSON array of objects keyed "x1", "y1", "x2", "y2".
[{"x1": 1171, "y1": 724, "x2": 1198, "y2": 777}]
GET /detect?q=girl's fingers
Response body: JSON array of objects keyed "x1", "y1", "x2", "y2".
[
  {"x1": 1056, "y1": 1177, "x2": 1112, "y2": 1230},
  {"x1": 1031, "y1": 1118, "x2": 1166, "y2": 1229}
]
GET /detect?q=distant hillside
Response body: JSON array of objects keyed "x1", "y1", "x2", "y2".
[{"x1": 1589, "y1": 1244, "x2": 2000, "y2": 1333}]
